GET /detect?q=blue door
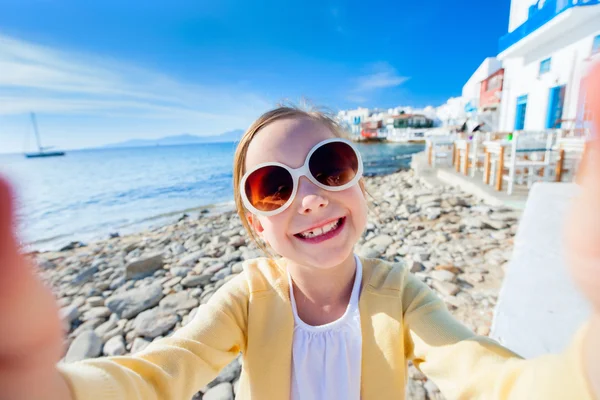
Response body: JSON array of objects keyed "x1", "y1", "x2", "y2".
[
  {"x1": 546, "y1": 85, "x2": 566, "y2": 129},
  {"x1": 514, "y1": 95, "x2": 528, "y2": 130}
]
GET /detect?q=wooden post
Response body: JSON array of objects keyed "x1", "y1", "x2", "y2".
[
  {"x1": 428, "y1": 143, "x2": 433, "y2": 166},
  {"x1": 484, "y1": 151, "x2": 491, "y2": 184},
  {"x1": 496, "y1": 146, "x2": 505, "y2": 191},
  {"x1": 452, "y1": 143, "x2": 456, "y2": 167},
  {"x1": 555, "y1": 149, "x2": 565, "y2": 182},
  {"x1": 455, "y1": 148, "x2": 461, "y2": 172},
  {"x1": 463, "y1": 143, "x2": 470, "y2": 175}
]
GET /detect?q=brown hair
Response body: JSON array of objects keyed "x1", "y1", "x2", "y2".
[{"x1": 232, "y1": 105, "x2": 364, "y2": 250}]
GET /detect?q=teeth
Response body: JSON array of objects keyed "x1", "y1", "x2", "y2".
[{"x1": 299, "y1": 219, "x2": 340, "y2": 238}]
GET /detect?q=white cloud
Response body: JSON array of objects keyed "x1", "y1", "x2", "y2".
[
  {"x1": 0, "y1": 34, "x2": 271, "y2": 121},
  {"x1": 346, "y1": 62, "x2": 409, "y2": 103},
  {"x1": 355, "y1": 62, "x2": 409, "y2": 92}
]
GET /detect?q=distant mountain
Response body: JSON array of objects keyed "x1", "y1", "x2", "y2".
[{"x1": 102, "y1": 130, "x2": 244, "y2": 148}]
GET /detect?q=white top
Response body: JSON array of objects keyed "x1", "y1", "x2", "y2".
[{"x1": 288, "y1": 256, "x2": 363, "y2": 400}]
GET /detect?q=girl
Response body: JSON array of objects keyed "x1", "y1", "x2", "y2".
[{"x1": 2, "y1": 66, "x2": 600, "y2": 400}]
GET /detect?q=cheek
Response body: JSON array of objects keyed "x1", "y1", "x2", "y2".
[{"x1": 257, "y1": 214, "x2": 290, "y2": 243}]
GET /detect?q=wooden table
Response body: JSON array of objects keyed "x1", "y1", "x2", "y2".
[
  {"x1": 426, "y1": 137, "x2": 455, "y2": 166},
  {"x1": 453, "y1": 139, "x2": 472, "y2": 176},
  {"x1": 482, "y1": 140, "x2": 551, "y2": 191}
]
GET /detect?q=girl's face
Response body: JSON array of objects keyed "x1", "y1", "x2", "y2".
[{"x1": 244, "y1": 117, "x2": 368, "y2": 269}]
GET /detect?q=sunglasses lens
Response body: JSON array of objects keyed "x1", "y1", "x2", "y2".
[
  {"x1": 244, "y1": 165, "x2": 294, "y2": 212},
  {"x1": 309, "y1": 142, "x2": 359, "y2": 187}
]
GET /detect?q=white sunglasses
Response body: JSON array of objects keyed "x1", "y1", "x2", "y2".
[{"x1": 240, "y1": 138, "x2": 364, "y2": 217}]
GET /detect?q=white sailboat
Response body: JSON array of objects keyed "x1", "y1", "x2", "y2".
[{"x1": 25, "y1": 113, "x2": 65, "y2": 158}]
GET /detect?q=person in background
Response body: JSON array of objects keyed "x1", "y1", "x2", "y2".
[{"x1": 1, "y1": 64, "x2": 599, "y2": 400}]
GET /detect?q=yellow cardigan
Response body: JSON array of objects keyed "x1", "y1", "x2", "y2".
[{"x1": 58, "y1": 257, "x2": 593, "y2": 399}]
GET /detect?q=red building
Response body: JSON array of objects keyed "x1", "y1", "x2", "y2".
[{"x1": 479, "y1": 68, "x2": 504, "y2": 111}]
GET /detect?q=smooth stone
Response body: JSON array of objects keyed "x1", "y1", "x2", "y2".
[
  {"x1": 367, "y1": 234, "x2": 394, "y2": 248},
  {"x1": 426, "y1": 207, "x2": 442, "y2": 220},
  {"x1": 125, "y1": 254, "x2": 164, "y2": 280},
  {"x1": 133, "y1": 308, "x2": 179, "y2": 339},
  {"x1": 170, "y1": 267, "x2": 192, "y2": 277},
  {"x1": 94, "y1": 317, "x2": 118, "y2": 338},
  {"x1": 432, "y1": 280, "x2": 460, "y2": 296},
  {"x1": 408, "y1": 261, "x2": 425, "y2": 273},
  {"x1": 82, "y1": 307, "x2": 112, "y2": 320},
  {"x1": 190, "y1": 288, "x2": 203, "y2": 298},
  {"x1": 481, "y1": 218, "x2": 508, "y2": 230},
  {"x1": 207, "y1": 358, "x2": 241, "y2": 388},
  {"x1": 72, "y1": 265, "x2": 99, "y2": 285},
  {"x1": 231, "y1": 262, "x2": 243, "y2": 274},
  {"x1": 178, "y1": 251, "x2": 205, "y2": 267},
  {"x1": 430, "y1": 270, "x2": 456, "y2": 282},
  {"x1": 182, "y1": 274, "x2": 212, "y2": 287},
  {"x1": 105, "y1": 283, "x2": 163, "y2": 319},
  {"x1": 103, "y1": 335, "x2": 126, "y2": 356},
  {"x1": 462, "y1": 217, "x2": 485, "y2": 229},
  {"x1": 204, "y1": 262, "x2": 226, "y2": 275},
  {"x1": 109, "y1": 276, "x2": 126, "y2": 290},
  {"x1": 163, "y1": 276, "x2": 183, "y2": 288},
  {"x1": 356, "y1": 247, "x2": 382, "y2": 259},
  {"x1": 159, "y1": 292, "x2": 199, "y2": 312},
  {"x1": 65, "y1": 330, "x2": 103, "y2": 363},
  {"x1": 60, "y1": 304, "x2": 80, "y2": 324},
  {"x1": 131, "y1": 337, "x2": 151, "y2": 353},
  {"x1": 203, "y1": 382, "x2": 234, "y2": 400}
]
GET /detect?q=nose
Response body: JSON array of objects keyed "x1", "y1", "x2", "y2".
[{"x1": 297, "y1": 177, "x2": 329, "y2": 215}]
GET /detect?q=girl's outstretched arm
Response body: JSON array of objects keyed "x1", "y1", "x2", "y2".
[
  {"x1": 565, "y1": 61, "x2": 600, "y2": 397},
  {"x1": 0, "y1": 178, "x2": 248, "y2": 400},
  {"x1": 402, "y1": 63, "x2": 600, "y2": 398}
]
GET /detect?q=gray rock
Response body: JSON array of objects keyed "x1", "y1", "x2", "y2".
[
  {"x1": 170, "y1": 266, "x2": 192, "y2": 277},
  {"x1": 72, "y1": 265, "x2": 99, "y2": 285},
  {"x1": 86, "y1": 296, "x2": 105, "y2": 307},
  {"x1": 159, "y1": 292, "x2": 199, "y2": 312},
  {"x1": 103, "y1": 335, "x2": 126, "y2": 356},
  {"x1": 481, "y1": 218, "x2": 508, "y2": 230},
  {"x1": 133, "y1": 308, "x2": 179, "y2": 339},
  {"x1": 214, "y1": 266, "x2": 232, "y2": 281},
  {"x1": 94, "y1": 316, "x2": 118, "y2": 337},
  {"x1": 431, "y1": 270, "x2": 456, "y2": 282},
  {"x1": 109, "y1": 276, "x2": 126, "y2": 290},
  {"x1": 426, "y1": 207, "x2": 442, "y2": 220},
  {"x1": 65, "y1": 331, "x2": 103, "y2": 362},
  {"x1": 356, "y1": 246, "x2": 382, "y2": 259},
  {"x1": 412, "y1": 252, "x2": 431, "y2": 262},
  {"x1": 181, "y1": 274, "x2": 212, "y2": 287},
  {"x1": 462, "y1": 217, "x2": 485, "y2": 229},
  {"x1": 178, "y1": 251, "x2": 205, "y2": 267},
  {"x1": 208, "y1": 358, "x2": 241, "y2": 388},
  {"x1": 60, "y1": 304, "x2": 80, "y2": 324},
  {"x1": 204, "y1": 262, "x2": 226, "y2": 275},
  {"x1": 131, "y1": 337, "x2": 151, "y2": 353},
  {"x1": 408, "y1": 261, "x2": 425, "y2": 273},
  {"x1": 231, "y1": 262, "x2": 243, "y2": 274},
  {"x1": 37, "y1": 258, "x2": 56, "y2": 270},
  {"x1": 105, "y1": 283, "x2": 163, "y2": 319},
  {"x1": 368, "y1": 234, "x2": 394, "y2": 248},
  {"x1": 190, "y1": 288, "x2": 203, "y2": 298},
  {"x1": 163, "y1": 276, "x2": 182, "y2": 288},
  {"x1": 82, "y1": 307, "x2": 112, "y2": 320},
  {"x1": 203, "y1": 382, "x2": 234, "y2": 400},
  {"x1": 125, "y1": 254, "x2": 163, "y2": 280},
  {"x1": 432, "y1": 280, "x2": 460, "y2": 296},
  {"x1": 170, "y1": 242, "x2": 186, "y2": 256}
]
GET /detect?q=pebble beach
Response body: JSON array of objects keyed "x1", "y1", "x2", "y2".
[{"x1": 32, "y1": 168, "x2": 520, "y2": 400}]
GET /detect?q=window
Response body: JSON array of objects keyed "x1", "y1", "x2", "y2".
[
  {"x1": 593, "y1": 34, "x2": 600, "y2": 55},
  {"x1": 539, "y1": 58, "x2": 551, "y2": 75},
  {"x1": 514, "y1": 95, "x2": 528, "y2": 130}
]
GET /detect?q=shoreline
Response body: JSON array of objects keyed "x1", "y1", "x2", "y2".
[{"x1": 34, "y1": 168, "x2": 520, "y2": 399}]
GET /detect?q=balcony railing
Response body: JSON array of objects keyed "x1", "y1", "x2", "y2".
[{"x1": 499, "y1": 0, "x2": 599, "y2": 54}]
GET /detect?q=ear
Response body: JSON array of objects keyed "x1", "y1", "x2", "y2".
[{"x1": 246, "y1": 213, "x2": 265, "y2": 236}]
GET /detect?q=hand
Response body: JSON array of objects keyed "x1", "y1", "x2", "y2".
[
  {"x1": 0, "y1": 178, "x2": 71, "y2": 399},
  {"x1": 566, "y1": 62, "x2": 600, "y2": 312},
  {"x1": 565, "y1": 62, "x2": 600, "y2": 396}
]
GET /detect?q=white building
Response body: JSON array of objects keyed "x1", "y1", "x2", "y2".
[
  {"x1": 462, "y1": 57, "x2": 503, "y2": 112},
  {"x1": 498, "y1": 0, "x2": 600, "y2": 132},
  {"x1": 337, "y1": 107, "x2": 370, "y2": 136}
]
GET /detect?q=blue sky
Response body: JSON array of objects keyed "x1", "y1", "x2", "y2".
[{"x1": 0, "y1": 0, "x2": 510, "y2": 153}]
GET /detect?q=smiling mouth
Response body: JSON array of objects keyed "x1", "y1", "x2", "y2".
[{"x1": 294, "y1": 217, "x2": 346, "y2": 243}]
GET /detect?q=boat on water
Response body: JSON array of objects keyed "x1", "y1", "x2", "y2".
[{"x1": 25, "y1": 113, "x2": 65, "y2": 158}]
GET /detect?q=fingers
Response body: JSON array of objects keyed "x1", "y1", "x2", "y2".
[{"x1": 586, "y1": 62, "x2": 600, "y2": 148}]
